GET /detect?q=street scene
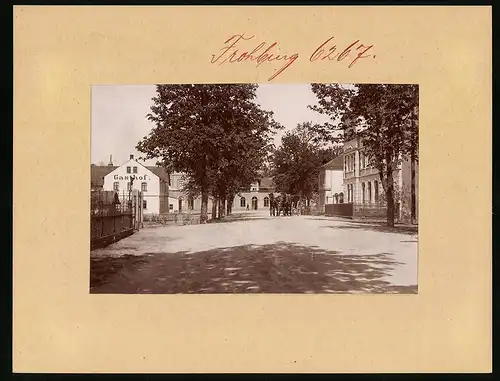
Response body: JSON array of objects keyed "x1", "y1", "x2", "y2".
[
  {"x1": 90, "y1": 210, "x2": 417, "y2": 294},
  {"x1": 90, "y1": 83, "x2": 419, "y2": 294}
]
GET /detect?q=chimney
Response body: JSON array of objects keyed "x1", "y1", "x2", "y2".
[
  {"x1": 108, "y1": 155, "x2": 113, "y2": 166},
  {"x1": 130, "y1": 154, "x2": 134, "y2": 160}
]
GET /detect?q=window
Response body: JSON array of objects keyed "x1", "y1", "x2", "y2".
[
  {"x1": 374, "y1": 181, "x2": 379, "y2": 203},
  {"x1": 264, "y1": 197, "x2": 269, "y2": 207},
  {"x1": 240, "y1": 197, "x2": 246, "y2": 207},
  {"x1": 133, "y1": 166, "x2": 138, "y2": 173},
  {"x1": 188, "y1": 197, "x2": 194, "y2": 210},
  {"x1": 143, "y1": 200, "x2": 147, "y2": 209},
  {"x1": 127, "y1": 182, "x2": 132, "y2": 191},
  {"x1": 113, "y1": 182, "x2": 119, "y2": 191},
  {"x1": 169, "y1": 204, "x2": 173, "y2": 210},
  {"x1": 368, "y1": 182, "x2": 372, "y2": 203},
  {"x1": 141, "y1": 182, "x2": 147, "y2": 192},
  {"x1": 362, "y1": 183, "x2": 366, "y2": 203},
  {"x1": 126, "y1": 166, "x2": 131, "y2": 174}
]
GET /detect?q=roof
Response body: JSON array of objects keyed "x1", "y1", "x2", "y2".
[
  {"x1": 91, "y1": 165, "x2": 117, "y2": 187},
  {"x1": 321, "y1": 155, "x2": 343, "y2": 170},
  {"x1": 90, "y1": 164, "x2": 170, "y2": 187},
  {"x1": 259, "y1": 177, "x2": 275, "y2": 189},
  {"x1": 146, "y1": 166, "x2": 170, "y2": 182}
]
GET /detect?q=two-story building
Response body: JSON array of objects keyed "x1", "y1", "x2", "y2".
[
  {"x1": 318, "y1": 155, "x2": 344, "y2": 211},
  {"x1": 167, "y1": 172, "x2": 214, "y2": 213},
  {"x1": 342, "y1": 135, "x2": 391, "y2": 206},
  {"x1": 341, "y1": 127, "x2": 418, "y2": 222},
  {"x1": 91, "y1": 154, "x2": 170, "y2": 215}
]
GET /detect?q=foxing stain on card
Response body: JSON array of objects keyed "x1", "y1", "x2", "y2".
[{"x1": 210, "y1": 34, "x2": 375, "y2": 81}]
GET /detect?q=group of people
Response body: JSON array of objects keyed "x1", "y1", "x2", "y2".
[{"x1": 268, "y1": 192, "x2": 301, "y2": 217}]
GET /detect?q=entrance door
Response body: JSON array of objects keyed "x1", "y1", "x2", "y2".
[
  {"x1": 251, "y1": 197, "x2": 258, "y2": 210},
  {"x1": 178, "y1": 198, "x2": 183, "y2": 212}
]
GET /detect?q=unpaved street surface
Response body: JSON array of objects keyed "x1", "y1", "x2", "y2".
[{"x1": 90, "y1": 211, "x2": 418, "y2": 294}]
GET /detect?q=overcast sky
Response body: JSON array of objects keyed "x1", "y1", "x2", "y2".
[{"x1": 91, "y1": 84, "x2": 332, "y2": 166}]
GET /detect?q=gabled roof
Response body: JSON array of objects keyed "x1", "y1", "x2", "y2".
[
  {"x1": 91, "y1": 165, "x2": 117, "y2": 187},
  {"x1": 90, "y1": 164, "x2": 170, "y2": 187},
  {"x1": 321, "y1": 155, "x2": 343, "y2": 170},
  {"x1": 147, "y1": 166, "x2": 170, "y2": 183},
  {"x1": 259, "y1": 177, "x2": 275, "y2": 189}
]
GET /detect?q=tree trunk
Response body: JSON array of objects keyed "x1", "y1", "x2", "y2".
[
  {"x1": 218, "y1": 197, "x2": 226, "y2": 219},
  {"x1": 211, "y1": 198, "x2": 218, "y2": 220},
  {"x1": 410, "y1": 151, "x2": 416, "y2": 224},
  {"x1": 200, "y1": 191, "x2": 209, "y2": 224},
  {"x1": 226, "y1": 196, "x2": 232, "y2": 216},
  {"x1": 386, "y1": 168, "x2": 395, "y2": 227},
  {"x1": 220, "y1": 197, "x2": 226, "y2": 218}
]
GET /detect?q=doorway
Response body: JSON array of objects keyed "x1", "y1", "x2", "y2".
[{"x1": 251, "y1": 197, "x2": 258, "y2": 210}]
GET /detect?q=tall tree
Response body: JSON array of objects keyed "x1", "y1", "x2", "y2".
[
  {"x1": 137, "y1": 84, "x2": 280, "y2": 223},
  {"x1": 271, "y1": 122, "x2": 340, "y2": 204},
  {"x1": 309, "y1": 83, "x2": 419, "y2": 227}
]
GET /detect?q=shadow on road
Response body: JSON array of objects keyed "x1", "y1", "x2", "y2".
[
  {"x1": 90, "y1": 242, "x2": 417, "y2": 295},
  {"x1": 208, "y1": 212, "x2": 299, "y2": 224},
  {"x1": 208, "y1": 216, "x2": 272, "y2": 224},
  {"x1": 321, "y1": 224, "x2": 418, "y2": 235}
]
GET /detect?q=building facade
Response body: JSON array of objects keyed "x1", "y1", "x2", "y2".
[
  {"x1": 91, "y1": 154, "x2": 169, "y2": 215},
  {"x1": 91, "y1": 154, "x2": 278, "y2": 216},
  {"x1": 231, "y1": 177, "x2": 275, "y2": 212},
  {"x1": 342, "y1": 135, "x2": 391, "y2": 205},
  {"x1": 167, "y1": 172, "x2": 214, "y2": 213},
  {"x1": 341, "y1": 134, "x2": 418, "y2": 222},
  {"x1": 318, "y1": 155, "x2": 344, "y2": 210},
  {"x1": 167, "y1": 172, "x2": 275, "y2": 214}
]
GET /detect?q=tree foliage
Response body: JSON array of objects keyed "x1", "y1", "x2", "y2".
[
  {"x1": 309, "y1": 83, "x2": 419, "y2": 226},
  {"x1": 271, "y1": 122, "x2": 342, "y2": 201},
  {"x1": 137, "y1": 84, "x2": 281, "y2": 222}
]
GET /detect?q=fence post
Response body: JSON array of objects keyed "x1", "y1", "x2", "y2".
[{"x1": 100, "y1": 191, "x2": 104, "y2": 238}]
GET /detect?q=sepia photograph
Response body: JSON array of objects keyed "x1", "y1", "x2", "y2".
[{"x1": 90, "y1": 83, "x2": 419, "y2": 294}]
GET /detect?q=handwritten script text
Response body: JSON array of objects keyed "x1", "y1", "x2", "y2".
[{"x1": 210, "y1": 34, "x2": 375, "y2": 81}]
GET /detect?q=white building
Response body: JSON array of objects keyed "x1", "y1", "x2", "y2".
[
  {"x1": 342, "y1": 131, "x2": 418, "y2": 222},
  {"x1": 231, "y1": 177, "x2": 275, "y2": 211},
  {"x1": 318, "y1": 155, "x2": 344, "y2": 210},
  {"x1": 91, "y1": 154, "x2": 170, "y2": 215}
]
